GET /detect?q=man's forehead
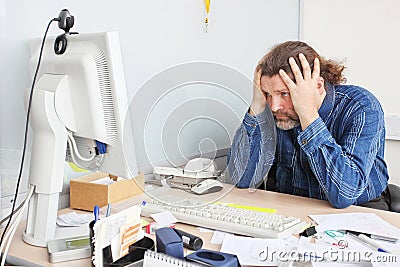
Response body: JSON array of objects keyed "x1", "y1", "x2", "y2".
[{"x1": 261, "y1": 75, "x2": 288, "y2": 92}]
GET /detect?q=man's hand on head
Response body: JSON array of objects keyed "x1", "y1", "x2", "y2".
[
  {"x1": 249, "y1": 56, "x2": 268, "y2": 116},
  {"x1": 278, "y1": 53, "x2": 326, "y2": 130}
]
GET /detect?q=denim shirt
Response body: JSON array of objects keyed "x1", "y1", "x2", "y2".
[{"x1": 228, "y1": 83, "x2": 389, "y2": 208}]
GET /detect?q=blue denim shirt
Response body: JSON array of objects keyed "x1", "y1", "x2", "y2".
[{"x1": 228, "y1": 83, "x2": 389, "y2": 208}]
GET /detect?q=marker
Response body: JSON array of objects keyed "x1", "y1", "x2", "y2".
[
  {"x1": 347, "y1": 233, "x2": 389, "y2": 253},
  {"x1": 94, "y1": 205, "x2": 99, "y2": 222},
  {"x1": 106, "y1": 203, "x2": 112, "y2": 217},
  {"x1": 339, "y1": 229, "x2": 398, "y2": 244}
]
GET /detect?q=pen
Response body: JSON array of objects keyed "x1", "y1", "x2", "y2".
[
  {"x1": 106, "y1": 203, "x2": 112, "y2": 217},
  {"x1": 338, "y1": 229, "x2": 398, "y2": 244},
  {"x1": 347, "y1": 233, "x2": 389, "y2": 253},
  {"x1": 94, "y1": 205, "x2": 99, "y2": 222}
]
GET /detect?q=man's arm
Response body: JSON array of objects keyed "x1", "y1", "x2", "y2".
[
  {"x1": 228, "y1": 58, "x2": 276, "y2": 188},
  {"x1": 299, "y1": 106, "x2": 387, "y2": 208},
  {"x1": 228, "y1": 107, "x2": 276, "y2": 188}
]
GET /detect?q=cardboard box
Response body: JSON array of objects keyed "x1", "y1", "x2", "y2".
[{"x1": 70, "y1": 172, "x2": 144, "y2": 211}]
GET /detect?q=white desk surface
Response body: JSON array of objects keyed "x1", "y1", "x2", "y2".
[{"x1": 4, "y1": 186, "x2": 400, "y2": 267}]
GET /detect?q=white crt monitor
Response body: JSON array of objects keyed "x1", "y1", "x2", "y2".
[{"x1": 24, "y1": 32, "x2": 137, "y2": 246}]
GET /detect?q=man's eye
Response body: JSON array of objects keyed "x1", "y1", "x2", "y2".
[{"x1": 282, "y1": 92, "x2": 290, "y2": 97}]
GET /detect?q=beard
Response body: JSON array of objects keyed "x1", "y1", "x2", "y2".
[{"x1": 273, "y1": 110, "x2": 300, "y2": 130}]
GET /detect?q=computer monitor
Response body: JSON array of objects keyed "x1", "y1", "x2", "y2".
[{"x1": 23, "y1": 32, "x2": 137, "y2": 246}]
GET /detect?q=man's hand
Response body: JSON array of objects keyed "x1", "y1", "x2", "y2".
[
  {"x1": 249, "y1": 58, "x2": 267, "y2": 116},
  {"x1": 278, "y1": 53, "x2": 326, "y2": 130}
]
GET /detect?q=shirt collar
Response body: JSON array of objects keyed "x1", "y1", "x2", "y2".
[{"x1": 318, "y1": 82, "x2": 335, "y2": 122}]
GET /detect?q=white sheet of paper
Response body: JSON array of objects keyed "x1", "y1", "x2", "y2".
[
  {"x1": 210, "y1": 230, "x2": 233, "y2": 245},
  {"x1": 150, "y1": 210, "x2": 178, "y2": 227},
  {"x1": 56, "y1": 212, "x2": 93, "y2": 227},
  {"x1": 312, "y1": 262, "x2": 372, "y2": 267},
  {"x1": 309, "y1": 213, "x2": 400, "y2": 239},
  {"x1": 220, "y1": 234, "x2": 285, "y2": 266}
]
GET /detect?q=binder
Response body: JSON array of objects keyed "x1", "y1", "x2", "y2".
[{"x1": 143, "y1": 250, "x2": 203, "y2": 267}]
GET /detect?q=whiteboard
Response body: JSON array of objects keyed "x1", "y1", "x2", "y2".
[{"x1": 300, "y1": 0, "x2": 400, "y2": 115}]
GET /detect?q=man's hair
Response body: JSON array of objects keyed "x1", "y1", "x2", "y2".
[{"x1": 260, "y1": 41, "x2": 346, "y2": 85}]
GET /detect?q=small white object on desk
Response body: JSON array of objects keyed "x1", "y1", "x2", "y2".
[{"x1": 190, "y1": 179, "x2": 223, "y2": 195}]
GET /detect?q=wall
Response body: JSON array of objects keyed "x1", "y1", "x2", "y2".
[{"x1": 301, "y1": 0, "x2": 400, "y2": 185}]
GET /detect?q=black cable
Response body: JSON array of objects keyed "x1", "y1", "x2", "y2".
[{"x1": 0, "y1": 18, "x2": 58, "y2": 252}]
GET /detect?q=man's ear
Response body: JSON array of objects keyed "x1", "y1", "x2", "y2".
[{"x1": 317, "y1": 77, "x2": 325, "y2": 95}]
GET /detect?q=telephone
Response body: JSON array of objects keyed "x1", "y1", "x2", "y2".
[{"x1": 153, "y1": 157, "x2": 221, "y2": 186}]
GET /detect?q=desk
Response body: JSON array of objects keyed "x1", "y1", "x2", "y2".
[{"x1": 4, "y1": 187, "x2": 400, "y2": 266}]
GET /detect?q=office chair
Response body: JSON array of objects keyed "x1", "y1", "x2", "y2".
[{"x1": 388, "y1": 183, "x2": 400, "y2": 213}]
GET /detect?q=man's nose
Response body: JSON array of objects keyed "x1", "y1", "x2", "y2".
[{"x1": 269, "y1": 97, "x2": 282, "y2": 112}]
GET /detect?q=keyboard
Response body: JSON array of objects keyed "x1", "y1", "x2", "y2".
[{"x1": 141, "y1": 196, "x2": 307, "y2": 239}]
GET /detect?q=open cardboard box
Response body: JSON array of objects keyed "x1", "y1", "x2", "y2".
[{"x1": 70, "y1": 172, "x2": 144, "y2": 211}]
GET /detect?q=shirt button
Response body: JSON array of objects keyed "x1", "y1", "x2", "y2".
[
  {"x1": 251, "y1": 123, "x2": 256, "y2": 128},
  {"x1": 301, "y1": 139, "x2": 308, "y2": 145}
]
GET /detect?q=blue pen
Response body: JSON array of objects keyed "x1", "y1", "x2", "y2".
[{"x1": 94, "y1": 205, "x2": 100, "y2": 222}]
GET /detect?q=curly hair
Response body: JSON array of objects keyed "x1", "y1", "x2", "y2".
[{"x1": 260, "y1": 41, "x2": 346, "y2": 85}]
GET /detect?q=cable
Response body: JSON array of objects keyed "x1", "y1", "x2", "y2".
[
  {"x1": 67, "y1": 137, "x2": 88, "y2": 170},
  {"x1": 0, "y1": 185, "x2": 35, "y2": 266},
  {"x1": 67, "y1": 131, "x2": 96, "y2": 161},
  {"x1": 0, "y1": 18, "x2": 58, "y2": 253},
  {"x1": 0, "y1": 197, "x2": 27, "y2": 226}
]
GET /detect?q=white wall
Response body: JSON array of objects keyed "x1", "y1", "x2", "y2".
[{"x1": 301, "y1": 0, "x2": 400, "y2": 185}]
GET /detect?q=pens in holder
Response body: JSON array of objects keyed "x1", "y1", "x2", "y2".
[
  {"x1": 106, "y1": 203, "x2": 112, "y2": 217},
  {"x1": 94, "y1": 205, "x2": 99, "y2": 222}
]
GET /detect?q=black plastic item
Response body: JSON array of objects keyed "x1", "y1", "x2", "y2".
[
  {"x1": 300, "y1": 225, "x2": 317, "y2": 237},
  {"x1": 174, "y1": 229, "x2": 203, "y2": 251},
  {"x1": 107, "y1": 237, "x2": 155, "y2": 267},
  {"x1": 89, "y1": 220, "x2": 96, "y2": 267}
]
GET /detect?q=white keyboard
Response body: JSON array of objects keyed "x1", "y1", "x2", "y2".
[{"x1": 141, "y1": 196, "x2": 307, "y2": 239}]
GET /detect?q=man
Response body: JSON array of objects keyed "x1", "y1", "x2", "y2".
[{"x1": 228, "y1": 41, "x2": 389, "y2": 209}]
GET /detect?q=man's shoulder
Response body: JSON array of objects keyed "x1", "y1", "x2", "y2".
[
  {"x1": 334, "y1": 84, "x2": 372, "y2": 97},
  {"x1": 334, "y1": 84, "x2": 382, "y2": 111}
]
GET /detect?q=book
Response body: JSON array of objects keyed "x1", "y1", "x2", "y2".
[{"x1": 143, "y1": 250, "x2": 203, "y2": 267}]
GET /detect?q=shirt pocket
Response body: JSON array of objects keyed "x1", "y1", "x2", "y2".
[{"x1": 278, "y1": 149, "x2": 295, "y2": 167}]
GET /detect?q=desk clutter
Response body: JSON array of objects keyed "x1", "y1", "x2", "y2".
[
  {"x1": 88, "y1": 205, "x2": 241, "y2": 267},
  {"x1": 49, "y1": 191, "x2": 400, "y2": 266}
]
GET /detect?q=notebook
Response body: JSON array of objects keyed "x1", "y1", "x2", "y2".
[{"x1": 143, "y1": 250, "x2": 203, "y2": 267}]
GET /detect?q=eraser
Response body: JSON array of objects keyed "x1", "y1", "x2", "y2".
[{"x1": 145, "y1": 222, "x2": 175, "y2": 234}]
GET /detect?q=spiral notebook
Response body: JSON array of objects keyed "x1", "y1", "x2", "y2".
[{"x1": 143, "y1": 250, "x2": 204, "y2": 267}]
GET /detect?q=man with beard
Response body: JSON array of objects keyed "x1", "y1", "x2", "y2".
[{"x1": 228, "y1": 41, "x2": 390, "y2": 209}]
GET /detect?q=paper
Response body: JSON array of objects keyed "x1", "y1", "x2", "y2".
[
  {"x1": 220, "y1": 234, "x2": 285, "y2": 266},
  {"x1": 56, "y1": 212, "x2": 93, "y2": 227},
  {"x1": 143, "y1": 250, "x2": 203, "y2": 267},
  {"x1": 309, "y1": 213, "x2": 400, "y2": 239},
  {"x1": 210, "y1": 230, "x2": 233, "y2": 245},
  {"x1": 92, "y1": 205, "x2": 142, "y2": 266},
  {"x1": 90, "y1": 177, "x2": 116, "y2": 184},
  {"x1": 312, "y1": 262, "x2": 372, "y2": 267},
  {"x1": 197, "y1": 227, "x2": 214, "y2": 233},
  {"x1": 119, "y1": 222, "x2": 141, "y2": 257},
  {"x1": 150, "y1": 210, "x2": 178, "y2": 227}
]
